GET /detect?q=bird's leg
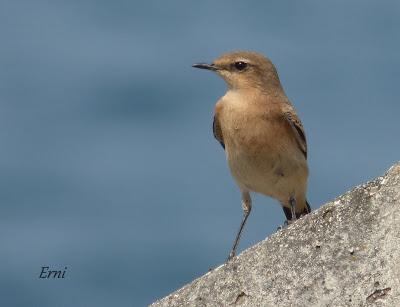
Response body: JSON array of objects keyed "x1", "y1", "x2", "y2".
[
  {"x1": 289, "y1": 196, "x2": 297, "y2": 222},
  {"x1": 227, "y1": 191, "x2": 252, "y2": 261}
]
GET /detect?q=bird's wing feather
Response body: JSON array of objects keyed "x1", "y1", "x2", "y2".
[
  {"x1": 283, "y1": 111, "x2": 307, "y2": 159},
  {"x1": 213, "y1": 115, "x2": 225, "y2": 149}
]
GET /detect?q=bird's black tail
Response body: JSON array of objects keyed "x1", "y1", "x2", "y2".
[
  {"x1": 282, "y1": 199, "x2": 311, "y2": 220},
  {"x1": 305, "y1": 199, "x2": 311, "y2": 214}
]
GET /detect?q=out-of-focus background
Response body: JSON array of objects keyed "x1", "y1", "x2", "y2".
[{"x1": 1, "y1": 1, "x2": 399, "y2": 306}]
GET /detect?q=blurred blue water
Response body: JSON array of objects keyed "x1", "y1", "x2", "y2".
[{"x1": 0, "y1": 1, "x2": 399, "y2": 306}]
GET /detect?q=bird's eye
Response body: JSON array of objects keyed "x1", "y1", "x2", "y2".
[{"x1": 234, "y1": 61, "x2": 247, "y2": 71}]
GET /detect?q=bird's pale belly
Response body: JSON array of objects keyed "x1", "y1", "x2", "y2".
[{"x1": 226, "y1": 145, "x2": 306, "y2": 203}]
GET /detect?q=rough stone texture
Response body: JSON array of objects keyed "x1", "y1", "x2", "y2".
[{"x1": 151, "y1": 163, "x2": 400, "y2": 307}]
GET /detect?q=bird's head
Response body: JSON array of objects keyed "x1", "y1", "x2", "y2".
[{"x1": 193, "y1": 51, "x2": 282, "y2": 91}]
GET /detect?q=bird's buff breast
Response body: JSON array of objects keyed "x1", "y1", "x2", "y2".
[
  {"x1": 217, "y1": 91, "x2": 307, "y2": 199},
  {"x1": 223, "y1": 118, "x2": 283, "y2": 192}
]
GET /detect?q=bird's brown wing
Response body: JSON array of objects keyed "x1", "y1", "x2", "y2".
[
  {"x1": 213, "y1": 115, "x2": 225, "y2": 149},
  {"x1": 283, "y1": 111, "x2": 307, "y2": 159}
]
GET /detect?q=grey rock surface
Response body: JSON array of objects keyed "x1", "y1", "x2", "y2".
[{"x1": 151, "y1": 163, "x2": 400, "y2": 307}]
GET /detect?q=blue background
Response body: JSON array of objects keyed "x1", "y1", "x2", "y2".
[{"x1": 1, "y1": 1, "x2": 399, "y2": 306}]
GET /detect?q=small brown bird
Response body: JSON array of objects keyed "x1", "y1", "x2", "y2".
[{"x1": 193, "y1": 51, "x2": 311, "y2": 260}]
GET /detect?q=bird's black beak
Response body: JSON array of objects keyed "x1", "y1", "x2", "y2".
[{"x1": 192, "y1": 63, "x2": 218, "y2": 71}]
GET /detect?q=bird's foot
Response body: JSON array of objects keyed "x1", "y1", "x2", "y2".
[
  {"x1": 276, "y1": 220, "x2": 290, "y2": 231},
  {"x1": 227, "y1": 251, "x2": 235, "y2": 262}
]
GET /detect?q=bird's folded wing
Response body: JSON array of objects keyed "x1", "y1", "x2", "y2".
[
  {"x1": 283, "y1": 111, "x2": 307, "y2": 159},
  {"x1": 213, "y1": 115, "x2": 225, "y2": 149}
]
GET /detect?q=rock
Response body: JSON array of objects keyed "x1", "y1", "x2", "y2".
[{"x1": 150, "y1": 163, "x2": 400, "y2": 307}]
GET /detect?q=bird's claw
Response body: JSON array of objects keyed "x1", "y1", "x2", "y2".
[
  {"x1": 277, "y1": 219, "x2": 294, "y2": 231},
  {"x1": 227, "y1": 251, "x2": 235, "y2": 262}
]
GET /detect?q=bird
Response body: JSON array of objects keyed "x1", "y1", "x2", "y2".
[{"x1": 192, "y1": 51, "x2": 311, "y2": 261}]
